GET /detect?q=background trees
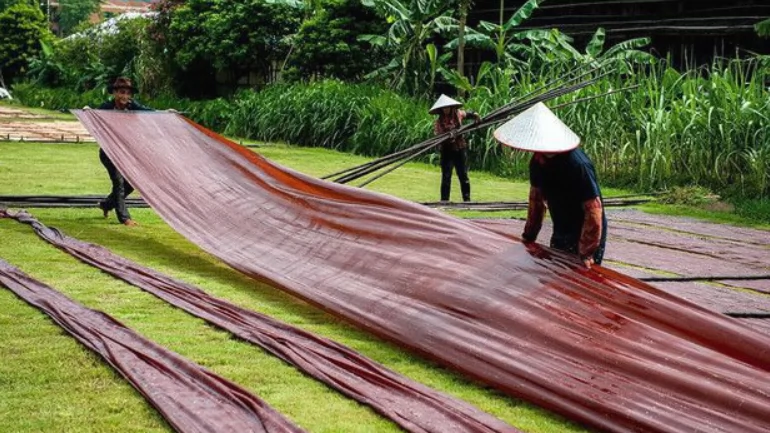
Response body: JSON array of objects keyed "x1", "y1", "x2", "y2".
[
  {"x1": 0, "y1": 1, "x2": 53, "y2": 85},
  {"x1": 282, "y1": 0, "x2": 388, "y2": 81},
  {"x1": 167, "y1": 0, "x2": 300, "y2": 92}
]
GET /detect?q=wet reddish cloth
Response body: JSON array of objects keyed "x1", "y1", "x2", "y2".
[
  {"x1": 75, "y1": 110, "x2": 770, "y2": 433},
  {"x1": 2, "y1": 209, "x2": 520, "y2": 433},
  {"x1": 0, "y1": 256, "x2": 305, "y2": 433}
]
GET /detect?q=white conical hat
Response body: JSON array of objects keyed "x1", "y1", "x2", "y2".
[
  {"x1": 429, "y1": 94, "x2": 463, "y2": 114},
  {"x1": 493, "y1": 102, "x2": 580, "y2": 153}
]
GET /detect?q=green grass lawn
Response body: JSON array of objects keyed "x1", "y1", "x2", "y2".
[{"x1": 0, "y1": 141, "x2": 595, "y2": 433}]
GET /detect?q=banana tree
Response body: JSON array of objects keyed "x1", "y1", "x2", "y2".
[
  {"x1": 360, "y1": 0, "x2": 455, "y2": 96},
  {"x1": 549, "y1": 27, "x2": 656, "y2": 72},
  {"x1": 456, "y1": 0, "x2": 471, "y2": 82},
  {"x1": 756, "y1": 18, "x2": 770, "y2": 37},
  {"x1": 445, "y1": 0, "x2": 542, "y2": 65}
]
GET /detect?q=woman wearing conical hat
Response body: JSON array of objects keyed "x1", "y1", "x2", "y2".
[
  {"x1": 494, "y1": 103, "x2": 607, "y2": 269},
  {"x1": 430, "y1": 94, "x2": 481, "y2": 202}
]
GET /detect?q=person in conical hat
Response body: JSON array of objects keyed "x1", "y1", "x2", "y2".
[
  {"x1": 494, "y1": 102, "x2": 607, "y2": 269},
  {"x1": 430, "y1": 94, "x2": 481, "y2": 202}
]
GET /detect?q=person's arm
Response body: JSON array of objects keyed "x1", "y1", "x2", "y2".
[
  {"x1": 575, "y1": 153, "x2": 604, "y2": 268},
  {"x1": 522, "y1": 186, "x2": 546, "y2": 243},
  {"x1": 578, "y1": 197, "x2": 603, "y2": 267},
  {"x1": 463, "y1": 109, "x2": 481, "y2": 122}
]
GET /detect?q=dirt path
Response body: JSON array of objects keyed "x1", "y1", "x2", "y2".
[{"x1": 0, "y1": 105, "x2": 94, "y2": 142}]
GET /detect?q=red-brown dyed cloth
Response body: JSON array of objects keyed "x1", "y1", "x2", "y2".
[
  {"x1": 0, "y1": 257, "x2": 305, "y2": 433},
  {"x1": 75, "y1": 110, "x2": 770, "y2": 433},
  {"x1": 3, "y1": 208, "x2": 520, "y2": 433}
]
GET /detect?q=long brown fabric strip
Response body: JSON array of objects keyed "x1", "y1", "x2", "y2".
[
  {"x1": 1, "y1": 208, "x2": 520, "y2": 433},
  {"x1": 0, "y1": 256, "x2": 305, "y2": 433},
  {"x1": 74, "y1": 110, "x2": 770, "y2": 433}
]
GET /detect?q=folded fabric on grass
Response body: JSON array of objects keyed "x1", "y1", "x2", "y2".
[
  {"x1": 2, "y1": 208, "x2": 520, "y2": 433},
  {"x1": 0, "y1": 256, "x2": 305, "y2": 433},
  {"x1": 74, "y1": 110, "x2": 770, "y2": 433}
]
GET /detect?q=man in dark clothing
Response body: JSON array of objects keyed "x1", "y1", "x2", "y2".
[
  {"x1": 89, "y1": 77, "x2": 152, "y2": 226},
  {"x1": 494, "y1": 102, "x2": 606, "y2": 269},
  {"x1": 523, "y1": 149, "x2": 607, "y2": 268},
  {"x1": 430, "y1": 94, "x2": 481, "y2": 202}
]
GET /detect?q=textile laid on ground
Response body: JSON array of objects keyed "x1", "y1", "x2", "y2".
[
  {"x1": 0, "y1": 256, "x2": 305, "y2": 433},
  {"x1": 473, "y1": 215, "x2": 770, "y2": 295},
  {"x1": 2, "y1": 209, "x2": 519, "y2": 433},
  {"x1": 75, "y1": 110, "x2": 770, "y2": 433}
]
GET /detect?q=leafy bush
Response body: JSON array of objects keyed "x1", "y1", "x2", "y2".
[
  {"x1": 733, "y1": 197, "x2": 770, "y2": 224},
  {"x1": 659, "y1": 186, "x2": 717, "y2": 206},
  {"x1": 283, "y1": 0, "x2": 388, "y2": 82},
  {"x1": 12, "y1": 82, "x2": 105, "y2": 109},
  {"x1": 0, "y1": 2, "x2": 53, "y2": 84},
  {"x1": 166, "y1": 0, "x2": 300, "y2": 90}
]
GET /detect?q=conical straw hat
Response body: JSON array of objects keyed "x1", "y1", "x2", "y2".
[
  {"x1": 429, "y1": 94, "x2": 463, "y2": 114},
  {"x1": 493, "y1": 102, "x2": 580, "y2": 153}
]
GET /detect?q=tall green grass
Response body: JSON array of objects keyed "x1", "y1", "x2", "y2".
[
  {"x1": 465, "y1": 58, "x2": 770, "y2": 198},
  {"x1": 224, "y1": 81, "x2": 434, "y2": 155},
  {"x1": 13, "y1": 58, "x2": 770, "y2": 199}
]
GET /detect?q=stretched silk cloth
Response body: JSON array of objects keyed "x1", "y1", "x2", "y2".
[
  {"x1": 3, "y1": 209, "x2": 520, "y2": 433},
  {"x1": 0, "y1": 258, "x2": 305, "y2": 433},
  {"x1": 75, "y1": 110, "x2": 770, "y2": 433}
]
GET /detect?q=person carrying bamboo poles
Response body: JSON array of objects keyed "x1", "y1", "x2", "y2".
[
  {"x1": 430, "y1": 94, "x2": 481, "y2": 202},
  {"x1": 494, "y1": 102, "x2": 607, "y2": 269}
]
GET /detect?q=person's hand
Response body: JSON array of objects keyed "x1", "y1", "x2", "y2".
[
  {"x1": 473, "y1": 113, "x2": 482, "y2": 123},
  {"x1": 449, "y1": 130, "x2": 457, "y2": 139},
  {"x1": 82, "y1": 105, "x2": 91, "y2": 110},
  {"x1": 581, "y1": 256, "x2": 595, "y2": 269}
]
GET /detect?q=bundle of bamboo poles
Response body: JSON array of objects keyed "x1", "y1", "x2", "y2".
[{"x1": 323, "y1": 64, "x2": 638, "y2": 187}]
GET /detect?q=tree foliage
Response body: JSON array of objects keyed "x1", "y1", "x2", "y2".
[
  {"x1": 360, "y1": 0, "x2": 456, "y2": 96},
  {"x1": 56, "y1": 0, "x2": 102, "y2": 36},
  {"x1": 284, "y1": 0, "x2": 388, "y2": 81},
  {"x1": 0, "y1": 2, "x2": 53, "y2": 83},
  {"x1": 757, "y1": 18, "x2": 770, "y2": 38},
  {"x1": 167, "y1": 0, "x2": 300, "y2": 86}
]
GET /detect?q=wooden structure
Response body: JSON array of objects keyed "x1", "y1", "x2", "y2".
[{"x1": 469, "y1": 0, "x2": 770, "y2": 66}]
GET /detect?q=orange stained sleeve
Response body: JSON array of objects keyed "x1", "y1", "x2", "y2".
[
  {"x1": 522, "y1": 187, "x2": 546, "y2": 242},
  {"x1": 579, "y1": 197, "x2": 603, "y2": 258}
]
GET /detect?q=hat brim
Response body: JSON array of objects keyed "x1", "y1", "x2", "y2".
[
  {"x1": 493, "y1": 102, "x2": 580, "y2": 153},
  {"x1": 494, "y1": 129, "x2": 580, "y2": 153},
  {"x1": 428, "y1": 103, "x2": 462, "y2": 115}
]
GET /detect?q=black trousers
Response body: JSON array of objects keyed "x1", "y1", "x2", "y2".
[
  {"x1": 99, "y1": 149, "x2": 134, "y2": 223},
  {"x1": 440, "y1": 148, "x2": 471, "y2": 202},
  {"x1": 550, "y1": 213, "x2": 608, "y2": 265}
]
